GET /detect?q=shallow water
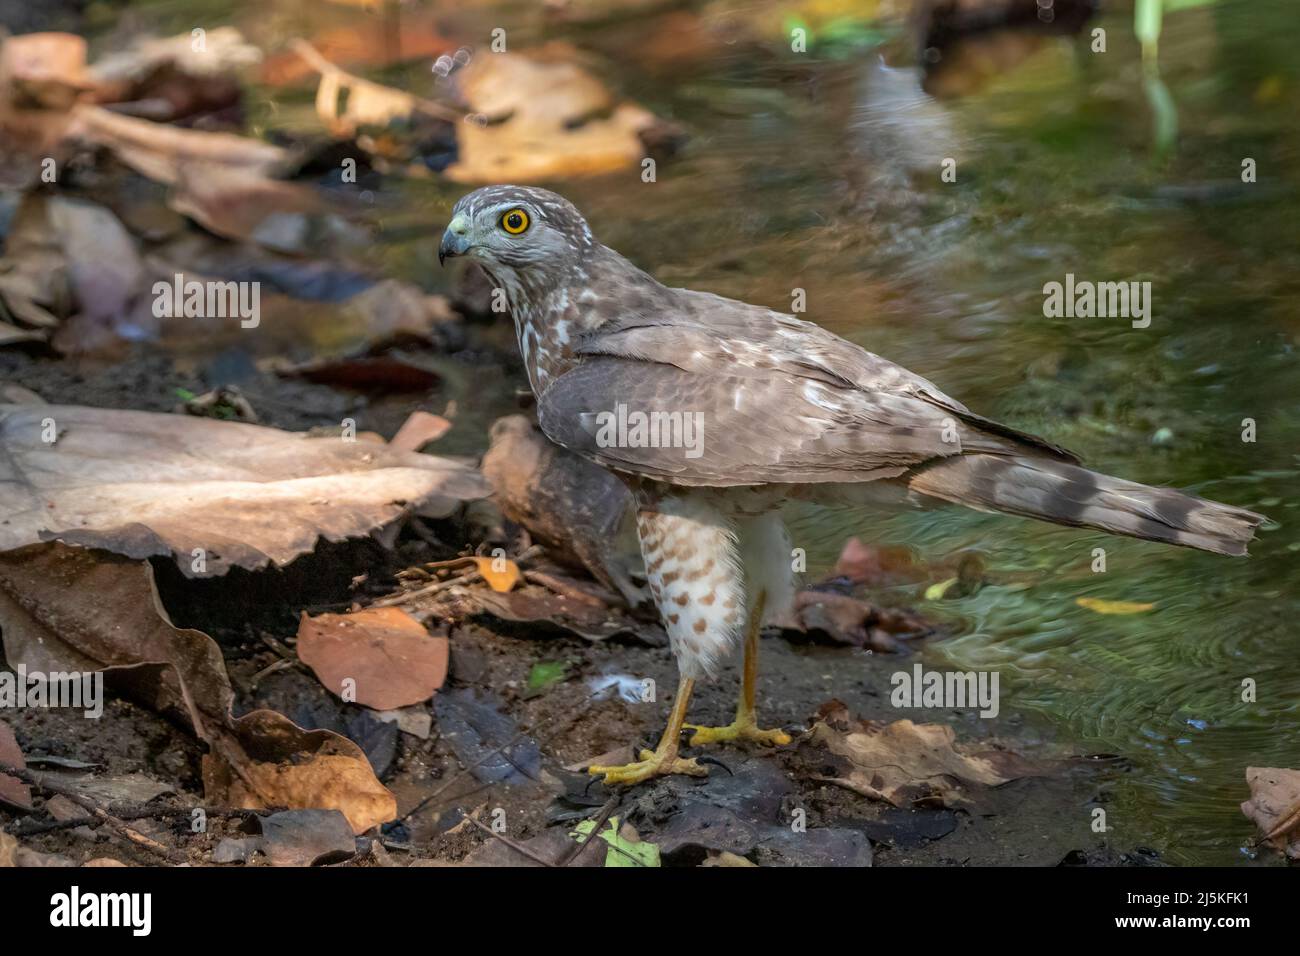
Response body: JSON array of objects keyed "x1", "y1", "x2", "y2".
[{"x1": 120, "y1": 0, "x2": 1298, "y2": 863}]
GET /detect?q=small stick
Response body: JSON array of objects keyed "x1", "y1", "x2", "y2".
[
  {"x1": 465, "y1": 814, "x2": 556, "y2": 867},
  {"x1": 0, "y1": 763, "x2": 185, "y2": 864},
  {"x1": 289, "y1": 40, "x2": 464, "y2": 122}
]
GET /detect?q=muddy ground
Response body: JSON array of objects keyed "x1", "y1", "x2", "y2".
[{"x1": 0, "y1": 340, "x2": 1147, "y2": 868}]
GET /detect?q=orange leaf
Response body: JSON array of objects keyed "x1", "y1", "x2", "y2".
[
  {"x1": 473, "y1": 556, "x2": 521, "y2": 592},
  {"x1": 296, "y1": 607, "x2": 448, "y2": 710}
]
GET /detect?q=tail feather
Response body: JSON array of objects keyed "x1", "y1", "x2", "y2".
[{"x1": 906, "y1": 454, "x2": 1266, "y2": 557}]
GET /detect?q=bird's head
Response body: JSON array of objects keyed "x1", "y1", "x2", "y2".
[{"x1": 438, "y1": 185, "x2": 596, "y2": 293}]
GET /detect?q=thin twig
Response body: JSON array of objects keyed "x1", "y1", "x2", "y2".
[
  {"x1": 0, "y1": 763, "x2": 185, "y2": 864},
  {"x1": 558, "y1": 797, "x2": 618, "y2": 867},
  {"x1": 289, "y1": 39, "x2": 464, "y2": 122},
  {"x1": 465, "y1": 814, "x2": 556, "y2": 867}
]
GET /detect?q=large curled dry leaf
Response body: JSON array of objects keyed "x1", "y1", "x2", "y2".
[
  {"x1": 1241, "y1": 766, "x2": 1300, "y2": 860},
  {"x1": 446, "y1": 49, "x2": 674, "y2": 183},
  {"x1": 0, "y1": 404, "x2": 487, "y2": 576},
  {"x1": 0, "y1": 543, "x2": 396, "y2": 833},
  {"x1": 809, "y1": 703, "x2": 1036, "y2": 808},
  {"x1": 296, "y1": 607, "x2": 449, "y2": 710}
]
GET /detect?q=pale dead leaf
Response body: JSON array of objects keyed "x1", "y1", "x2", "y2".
[
  {"x1": 1241, "y1": 766, "x2": 1300, "y2": 860},
  {"x1": 296, "y1": 607, "x2": 449, "y2": 710},
  {"x1": 810, "y1": 704, "x2": 1035, "y2": 807},
  {"x1": 446, "y1": 50, "x2": 667, "y2": 183},
  {"x1": 389, "y1": 411, "x2": 452, "y2": 452},
  {"x1": 0, "y1": 404, "x2": 487, "y2": 575}
]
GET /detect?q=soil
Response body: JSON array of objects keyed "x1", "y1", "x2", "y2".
[{"x1": 0, "y1": 341, "x2": 1136, "y2": 867}]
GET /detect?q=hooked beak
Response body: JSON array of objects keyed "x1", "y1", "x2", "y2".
[{"x1": 438, "y1": 213, "x2": 472, "y2": 266}]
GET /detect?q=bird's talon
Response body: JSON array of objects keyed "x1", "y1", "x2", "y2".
[
  {"x1": 696, "y1": 755, "x2": 734, "y2": 776},
  {"x1": 685, "y1": 720, "x2": 792, "y2": 748},
  {"x1": 588, "y1": 752, "x2": 708, "y2": 786}
]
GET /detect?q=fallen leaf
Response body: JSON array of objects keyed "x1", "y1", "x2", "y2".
[
  {"x1": 0, "y1": 403, "x2": 487, "y2": 576},
  {"x1": 296, "y1": 607, "x2": 449, "y2": 710},
  {"x1": 809, "y1": 702, "x2": 1036, "y2": 807},
  {"x1": 69, "y1": 103, "x2": 290, "y2": 184},
  {"x1": 26, "y1": 770, "x2": 173, "y2": 806},
  {"x1": 0, "y1": 831, "x2": 17, "y2": 866},
  {"x1": 0, "y1": 543, "x2": 396, "y2": 834},
  {"x1": 204, "y1": 709, "x2": 397, "y2": 833},
  {"x1": 571, "y1": 817, "x2": 660, "y2": 868},
  {"x1": 473, "y1": 556, "x2": 522, "y2": 593},
  {"x1": 1241, "y1": 766, "x2": 1300, "y2": 860},
  {"x1": 46, "y1": 196, "x2": 151, "y2": 351},
  {"x1": 791, "y1": 589, "x2": 930, "y2": 651},
  {"x1": 924, "y1": 577, "x2": 958, "y2": 601},
  {"x1": 1075, "y1": 597, "x2": 1156, "y2": 615},
  {"x1": 389, "y1": 410, "x2": 452, "y2": 452},
  {"x1": 168, "y1": 161, "x2": 322, "y2": 244},
  {"x1": 459, "y1": 824, "x2": 606, "y2": 867},
  {"x1": 446, "y1": 48, "x2": 678, "y2": 183},
  {"x1": 833, "y1": 537, "x2": 926, "y2": 586},
  {"x1": 525, "y1": 661, "x2": 569, "y2": 697},
  {"x1": 0, "y1": 720, "x2": 32, "y2": 811},
  {"x1": 433, "y1": 688, "x2": 542, "y2": 786},
  {"x1": 256, "y1": 808, "x2": 356, "y2": 866},
  {"x1": 373, "y1": 705, "x2": 433, "y2": 739}
]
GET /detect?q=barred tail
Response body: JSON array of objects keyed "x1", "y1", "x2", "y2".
[{"x1": 906, "y1": 455, "x2": 1266, "y2": 557}]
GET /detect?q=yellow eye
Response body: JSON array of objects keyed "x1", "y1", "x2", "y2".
[{"x1": 500, "y1": 208, "x2": 530, "y2": 235}]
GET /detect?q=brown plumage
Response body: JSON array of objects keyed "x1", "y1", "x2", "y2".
[{"x1": 440, "y1": 185, "x2": 1265, "y2": 784}]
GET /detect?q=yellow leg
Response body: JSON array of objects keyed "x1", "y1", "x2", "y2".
[
  {"x1": 588, "y1": 676, "x2": 709, "y2": 785},
  {"x1": 685, "y1": 590, "x2": 792, "y2": 747}
]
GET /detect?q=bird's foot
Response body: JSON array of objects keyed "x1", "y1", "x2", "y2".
[
  {"x1": 588, "y1": 746, "x2": 708, "y2": 786},
  {"x1": 685, "y1": 716, "x2": 791, "y2": 748}
]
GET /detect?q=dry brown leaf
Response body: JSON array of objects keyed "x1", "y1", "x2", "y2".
[
  {"x1": 1241, "y1": 766, "x2": 1300, "y2": 860},
  {"x1": 446, "y1": 49, "x2": 669, "y2": 183},
  {"x1": 168, "y1": 161, "x2": 321, "y2": 243},
  {"x1": 809, "y1": 703, "x2": 1033, "y2": 807},
  {"x1": 0, "y1": 543, "x2": 396, "y2": 834},
  {"x1": 0, "y1": 720, "x2": 32, "y2": 811},
  {"x1": 296, "y1": 607, "x2": 449, "y2": 710},
  {"x1": 0, "y1": 403, "x2": 487, "y2": 575},
  {"x1": 204, "y1": 711, "x2": 395, "y2": 834}
]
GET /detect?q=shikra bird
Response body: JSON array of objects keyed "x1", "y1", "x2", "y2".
[{"x1": 439, "y1": 185, "x2": 1266, "y2": 786}]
